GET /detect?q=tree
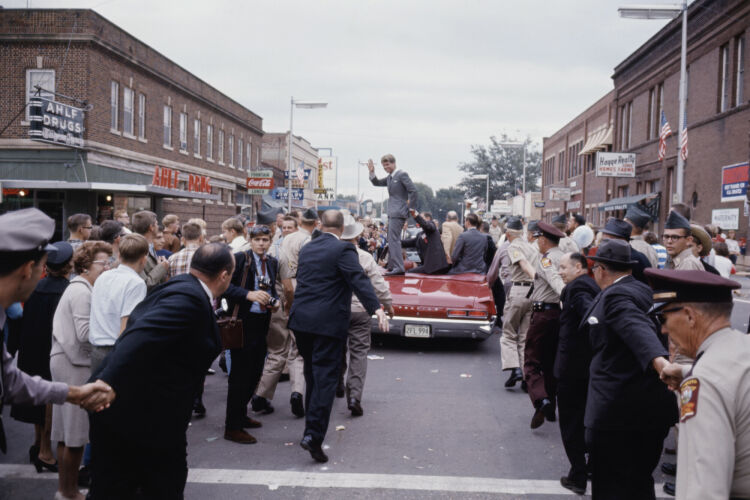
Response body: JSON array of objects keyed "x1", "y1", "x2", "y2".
[
  {"x1": 413, "y1": 182, "x2": 435, "y2": 214},
  {"x1": 457, "y1": 135, "x2": 541, "y2": 206},
  {"x1": 432, "y1": 187, "x2": 466, "y2": 223}
]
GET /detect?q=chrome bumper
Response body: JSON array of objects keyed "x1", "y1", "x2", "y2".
[{"x1": 370, "y1": 315, "x2": 493, "y2": 340}]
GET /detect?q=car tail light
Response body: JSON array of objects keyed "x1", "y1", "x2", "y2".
[
  {"x1": 446, "y1": 309, "x2": 468, "y2": 318},
  {"x1": 467, "y1": 310, "x2": 488, "y2": 319}
]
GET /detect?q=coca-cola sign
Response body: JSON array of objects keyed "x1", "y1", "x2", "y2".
[
  {"x1": 246, "y1": 170, "x2": 274, "y2": 194},
  {"x1": 246, "y1": 178, "x2": 274, "y2": 189}
]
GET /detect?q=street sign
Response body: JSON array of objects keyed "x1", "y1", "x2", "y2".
[
  {"x1": 534, "y1": 201, "x2": 545, "y2": 208},
  {"x1": 712, "y1": 208, "x2": 739, "y2": 229},
  {"x1": 313, "y1": 188, "x2": 327, "y2": 194},
  {"x1": 721, "y1": 162, "x2": 749, "y2": 202},
  {"x1": 29, "y1": 96, "x2": 85, "y2": 148},
  {"x1": 271, "y1": 187, "x2": 304, "y2": 201},
  {"x1": 247, "y1": 170, "x2": 274, "y2": 194},
  {"x1": 595, "y1": 152, "x2": 636, "y2": 177},
  {"x1": 284, "y1": 169, "x2": 311, "y2": 180}
]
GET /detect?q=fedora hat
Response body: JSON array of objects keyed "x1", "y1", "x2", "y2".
[
  {"x1": 600, "y1": 218, "x2": 632, "y2": 240},
  {"x1": 589, "y1": 239, "x2": 638, "y2": 267}
]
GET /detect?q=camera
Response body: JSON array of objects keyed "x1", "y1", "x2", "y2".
[{"x1": 258, "y1": 276, "x2": 279, "y2": 308}]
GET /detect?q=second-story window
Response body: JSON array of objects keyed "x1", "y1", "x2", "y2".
[
  {"x1": 206, "y1": 125, "x2": 213, "y2": 160},
  {"x1": 110, "y1": 81, "x2": 119, "y2": 131},
  {"x1": 238, "y1": 139, "x2": 243, "y2": 170},
  {"x1": 163, "y1": 105, "x2": 172, "y2": 148},
  {"x1": 194, "y1": 119, "x2": 201, "y2": 156},
  {"x1": 179, "y1": 112, "x2": 188, "y2": 151},
  {"x1": 228, "y1": 135, "x2": 234, "y2": 166},
  {"x1": 138, "y1": 94, "x2": 146, "y2": 139},
  {"x1": 26, "y1": 69, "x2": 55, "y2": 122},
  {"x1": 123, "y1": 87, "x2": 134, "y2": 136},
  {"x1": 720, "y1": 43, "x2": 730, "y2": 112},
  {"x1": 218, "y1": 130, "x2": 225, "y2": 163},
  {"x1": 736, "y1": 36, "x2": 745, "y2": 107},
  {"x1": 246, "y1": 142, "x2": 252, "y2": 169}
]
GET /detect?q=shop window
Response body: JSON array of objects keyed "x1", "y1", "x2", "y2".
[
  {"x1": 163, "y1": 105, "x2": 172, "y2": 148},
  {"x1": 179, "y1": 112, "x2": 188, "y2": 152},
  {"x1": 218, "y1": 130, "x2": 225, "y2": 164},
  {"x1": 736, "y1": 36, "x2": 745, "y2": 106},
  {"x1": 206, "y1": 125, "x2": 213, "y2": 160},
  {"x1": 110, "y1": 81, "x2": 119, "y2": 131},
  {"x1": 238, "y1": 139, "x2": 244, "y2": 170},
  {"x1": 138, "y1": 94, "x2": 146, "y2": 139},
  {"x1": 26, "y1": 69, "x2": 55, "y2": 121},
  {"x1": 193, "y1": 119, "x2": 201, "y2": 156},
  {"x1": 719, "y1": 43, "x2": 730, "y2": 112},
  {"x1": 123, "y1": 87, "x2": 134, "y2": 136}
]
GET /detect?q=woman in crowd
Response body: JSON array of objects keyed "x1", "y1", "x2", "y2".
[
  {"x1": 725, "y1": 229, "x2": 741, "y2": 264},
  {"x1": 50, "y1": 241, "x2": 112, "y2": 500},
  {"x1": 11, "y1": 241, "x2": 74, "y2": 473},
  {"x1": 713, "y1": 241, "x2": 735, "y2": 277}
]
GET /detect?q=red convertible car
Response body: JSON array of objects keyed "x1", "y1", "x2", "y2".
[{"x1": 371, "y1": 272, "x2": 496, "y2": 341}]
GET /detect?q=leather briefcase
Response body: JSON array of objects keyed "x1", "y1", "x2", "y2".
[{"x1": 217, "y1": 259, "x2": 250, "y2": 350}]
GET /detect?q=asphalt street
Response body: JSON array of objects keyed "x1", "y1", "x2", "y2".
[{"x1": 2, "y1": 275, "x2": 749, "y2": 499}]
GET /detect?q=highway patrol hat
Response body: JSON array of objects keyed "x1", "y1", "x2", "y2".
[
  {"x1": 589, "y1": 239, "x2": 638, "y2": 267},
  {"x1": 0, "y1": 208, "x2": 57, "y2": 253},
  {"x1": 624, "y1": 205, "x2": 651, "y2": 229},
  {"x1": 301, "y1": 208, "x2": 319, "y2": 222},
  {"x1": 506, "y1": 216, "x2": 523, "y2": 231},
  {"x1": 664, "y1": 210, "x2": 691, "y2": 230},
  {"x1": 527, "y1": 220, "x2": 539, "y2": 233},
  {"x1": 600, "y1": 218, "x2": 632, "y2": 240},
  {"x1": 645, "y1": 268, "x2": 740, "y2": 311},
  {"x1": 534, "y1": 221, "x2": 566, "y2": 240}
]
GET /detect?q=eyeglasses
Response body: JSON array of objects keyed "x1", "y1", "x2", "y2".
[
  {"x1": 82, "y1": 226, "x2": 93, "y2": 230},
  {"x1": 662, "y1": 234, "x2": 686, "y2": 241},
  {"x1": 250, "y1": 225, "x2": 271, "y2": 236},
  {"x1": 652, "y1": 306, "x2": 684, "y2": 325},
  {"x1": 381, "y1": 160, "x2": 392, "y2": 164},
  {"x1": 91, "y1": 260, "x2": 111, "y2": 268}
]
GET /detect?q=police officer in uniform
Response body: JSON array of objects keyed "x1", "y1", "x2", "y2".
[
  {"x1": 520, "y1": 221, "x2": 566, "y2": 428},
  {"x1": 499, "y1": 217, "x2": 538, "y2": 388},
  {"x1": 649, "y1": 269, "x2": 750, "y2": 500}
]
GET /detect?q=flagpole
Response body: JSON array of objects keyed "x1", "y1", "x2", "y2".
[{"x1": 675, "y1": 0, "x2": 687, "y2": 204}]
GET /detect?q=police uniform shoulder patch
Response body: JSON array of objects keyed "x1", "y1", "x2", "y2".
[
  {"x1": 541, "y1": 257, "x2": 552, "y2": 268},
  {"x1": 679, "y1": 377, "x2": 700, "y2": 422}
]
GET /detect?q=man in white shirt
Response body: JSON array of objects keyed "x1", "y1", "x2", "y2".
[
  {"x1": 89, "y1": 233, "x2": 149, "y2": 373},
  {"x1": 222, "y1": 217, "x2": 248, "y2": 252}
]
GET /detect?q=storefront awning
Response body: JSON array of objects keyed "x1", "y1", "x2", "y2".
[
  {"x1": 0, "y1": 180, "x2": 219, "y2": 200},
  {"x1": 579, "y1": 126, "x2": 613, "y2": 156},
  {"x1": 599, "y1": 192, "x2": 657, "y2": 212}
]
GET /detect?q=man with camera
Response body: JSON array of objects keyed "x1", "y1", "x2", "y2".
[{"x1": 221, "y1": 224, "x2": 280, "y2": 444}]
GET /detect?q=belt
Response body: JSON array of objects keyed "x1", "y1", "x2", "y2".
[
  {"x1": 512, "y1": 281, "x2": 533, "y2": 286},
  {"x1": 532, "y1": 302, "x2": 560, "y2": 312}
]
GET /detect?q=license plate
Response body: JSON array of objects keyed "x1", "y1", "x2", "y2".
[{"x1": 404, "y1": 324, "x2": 431, "y2": 338}]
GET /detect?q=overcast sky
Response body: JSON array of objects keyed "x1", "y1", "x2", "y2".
[{"x1": 14, "y1": 0, "x2": 676, "y2": 201}]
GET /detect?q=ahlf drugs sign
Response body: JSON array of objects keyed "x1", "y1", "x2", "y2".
[{"x1": 28, "y1": 97, "x2": 85, "y2": 148}]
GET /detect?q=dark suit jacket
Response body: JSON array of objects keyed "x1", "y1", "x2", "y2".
[
  {"x1": 288, "y1": 232, "x2": 381, "y2": 339},
  {"x1": 404, "y1": 214, "x2": 449, "y2": 274},
  {"x1": 91, "y1": 274, "x2": 221, "y2": 447},
  {"x1": 370, "y1": 170, "x2": 418, "y2": 219},
  {"x1": 449, "y1": 227, "x2": 488, "y2": 274},
  {"x1": 484, "y1": 234, "x2": 497, "y2": 268},
  {"x1": 581, "y1": 275, "x2": 678, "y2": 431},
  {"x1": 554, "y1": 274, "x2": 600, "y2": 380},
  {"x1": 222, "y1": 250, "x2": 279, "y2": 324},
  {"x1": 629, "y1": 247, "x2": 651, "y2": 283}
]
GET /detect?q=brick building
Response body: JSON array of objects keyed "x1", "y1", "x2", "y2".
[
  {"x1": 542, "y1": 0, "x2": 750, "y2": 236},
  {"x1": 0, "y1": 9, "x2": 263, "y2": 237},
  {"x1": 261, "y1": 132, "x2": 320, "y2": 210}
]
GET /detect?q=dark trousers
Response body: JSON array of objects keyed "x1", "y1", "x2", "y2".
[
  {"x1": 225, "y1": 312, "x2": 269, "y2": 430},
  {"x1": 557, "y1": 378, "x2": 589, "y2": 485},
  {"x1": 524, "y1": 308, "x2": 560, "y2": 407},
  {"x1": 293, "y1": 330, "x2": 344, "y2": 444},
  {"x1": 491, "y1": 280, "x2": 506, "y2": 322},
  {"x1": 585, "y1": 427, "x2": 668, "y2": 500},
  {"x1": 89, "y1": 422, "x2": 187, "y2": 500}
]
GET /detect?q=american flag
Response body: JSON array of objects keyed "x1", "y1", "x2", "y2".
[
  {"x1": 296, "y1": 160, "x2": 305, "y2": 183},
  {"x1": 658, "y1": 110, "x2": 672, "y2": 161},
  {"x1": 680, "y1": 109, "x2": 688, "y2": 161}
]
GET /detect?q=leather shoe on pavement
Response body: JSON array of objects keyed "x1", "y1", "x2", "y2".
[
  {"x1": 348, "y1": 397, "x2": 363, "y2": 416},
  {"x1": 661, "y1": 462, "x2": 677, "y2": 476},
  {"x1": 530, "y1": 399, "x2": 553, "y2": 429},
  {"x1": 251, "y1": 395, "x2": 274, "y2": 414},
  {"x1": 300, "y1": 435, "x2": 328, "y2": 463},
  {"x1": 559, "y1": 477, "x2": 586, "y2": 495},
  {"x1": 224, "y1": 429, "x2": 257, "y2": 444},
  {"x1": 520, "y1": 380, "x2": 528, "y2": 393},
  {"x1": 192, "y1": 401, "x2": 206, "y2": 417},
  {"x1": 504, "y1": 368, "x2": 523, "y2": 388},
  {"x1": 543, "y1": 400, "x2": 556, "y2": 422},
  {"x1": 290, "y1": 392, "x2": 305, "y2": 417},
  {"x1": 663, "y1": 482, "x2": 676, "y2": 496},
  {"x1": 242, "y1": 416, "x2": 262, "y2": 428}
]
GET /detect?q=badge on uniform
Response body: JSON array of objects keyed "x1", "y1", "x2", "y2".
[
  {"x1": 679, "y1": 378, "x2": 700, "y2": 422},
  {"x1": 541, "y1": 257, "x2": 552, "y2": 268},
  {"x1": 512, "y1": 250, "x2": 520, "y2": 260}
]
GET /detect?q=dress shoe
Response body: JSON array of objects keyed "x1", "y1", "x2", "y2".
[
  {"x1": 385, "y1": 270, "x2": 405, "y2": 276},
  {"x1": 559, "y1": 476, "x2": 586, "y2": 495},
  {"x1": 663, "y1": 481, "x2": 676, "y2": 496},
  {"x1": 300, "y1": 435, "x2": 328, "y2": 463},
  {"x1": 290, "y1": 392, "x2": 305, "y2": 417},
  {"x1": 348, "y1": 397, "x2": 363, "y2": 417},
  {"x1": 32, "y1": 455, "x2": 58, "y2": 473},
  {"x1": 543, "y1": 400, "x2": 557, "y2": 422},
  {"x1": 193, "y1": 401, "x2": 206, "y2": 417},
  {"x1": 251, "y1": 395, "x2": 274, "y2": 414},
  {"x1": 504, "y1": 368, "x2": 523, "y2": 388},
  {"x1": 28, "y1": 444, "x2": 39, "y2": 464},
  {"x1": 661, "y1": 462, "x2": 677, "y2": 476},
  {"x1": 664, "y1": 445, "x2": 676, "y2": 455},
  {"x1": 335, "y1": 381, "x2": 345, "y2": 398},
  {"x1": 242, "y1": 416, "x2": 263, "y2": 428},
  {"x1": 224, "y1": 429, "x2": 257, "y2": 444},
  {"x1": 77, "y1": 465, "x2": 91, "y2": 488},
  {"x1": 530, "y1": 399, "x2": 553, "y2": 429}
]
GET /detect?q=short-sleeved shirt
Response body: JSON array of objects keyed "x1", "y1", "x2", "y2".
[
  {"x1": 675, "y1": 327, "x2": 750, "y2": 499},
  {"x1": 279, "y1": 228, "x2": 312, "y2": 281},
  {"x1": 530, "y1": 246, "x2": 565, "y2": 303},
  {"x1": 672, "y1": 247, "x2": 704, "y2": 271},
  {"x1": 89, "y1": 264, "x2": 147, "y2": 346},
  {"x1": 508, "y1": 237, "x2": 538, "y2": 284}
]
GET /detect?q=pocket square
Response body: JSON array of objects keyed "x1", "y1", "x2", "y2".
[{"x1": 587, "y1": 316, "x2": 599, "y2": 325}]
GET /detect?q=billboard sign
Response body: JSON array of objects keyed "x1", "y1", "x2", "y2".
[
  {"x1": 317, "y1": 156, "x2": 337, "y2": 201},
  {"x1": 721, "y1": 162, "x2": 749, "y2": 202},
  {"x1": 28, "y1": 96, "x2": 85, "y2": 148},
  {"x1": 595, "y1": 152, "x2": 636, "y2": 178},
  {"x1": 712, "y1": 208, "x2": 739, "y2": 230},
  {"x1": 246, "y1": 170, "x2": 274, "y2": 194},
  {"x1": 549, "y1": 187, "x2": 571, "y2": 201}
]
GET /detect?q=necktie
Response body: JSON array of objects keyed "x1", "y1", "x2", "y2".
[{"x1": 261, "y1": 256, "x2": 267, "y2": 277}]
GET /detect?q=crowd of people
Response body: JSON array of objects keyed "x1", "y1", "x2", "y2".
[{"x1": 0, "y1": 156, "x2": 748, "y2": 500}]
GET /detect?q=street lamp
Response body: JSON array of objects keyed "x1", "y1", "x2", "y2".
[
  {"x1": 619, "y1": 2, "x2": 686, "y2": 203},
  {"x1": 357, "y1": 160, "x2": 369, "y2": 217},
  {"x1": 499, "y1": 141, "x2": 527, "y2": 218},
  {"x1": 288, "y1": 97, "x2": 327, "y2": 212},
  {"x1": 471, "y1": 174, "x2": 490, "y2": 218}
]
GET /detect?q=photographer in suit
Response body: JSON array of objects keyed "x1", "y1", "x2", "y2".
[
  {"x1": 368, "y1": 154, "x2": 418, "y2": 275},
  {"x1": 289, "y1": 210, "x2": 388, "y2": 463},
  {"x1": 222, "y1": 225, "x2": 280, "y2": 444}
]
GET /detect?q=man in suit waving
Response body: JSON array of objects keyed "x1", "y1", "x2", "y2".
[
  {"x1": 368, "y1": 154, "x2": 418, "y2": 275},
  {"x1": 289, "y1": 210, "x2": 389, "y2": 463}
]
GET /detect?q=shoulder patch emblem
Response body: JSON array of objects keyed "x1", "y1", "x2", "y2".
[
  {"x1": 679, "y1": 378, "x2": 700, "y2": 422},
  {"x1": 541, "y1": 257, "x2": 552, "y2": 268}
]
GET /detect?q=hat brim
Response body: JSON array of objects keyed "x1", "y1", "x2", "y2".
[
  {"x1": 588, "y1": 255, "x2": 639, "y2": 266},
  {"x1": 599, "y1": 229, "x2": 630, "y2": 240},
  {"x1": 43, "y1": 242, "x2": 57, "y2": 253},
  {"x1": 341, "y1": 222, "x2": 364, "y2": 240}
]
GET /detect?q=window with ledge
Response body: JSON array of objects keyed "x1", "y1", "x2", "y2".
[
  {"x1": 237, "y1": 139, "x2": 244, "y2": 170},
  {"x1": 138, "y1": 94, "x2": 146, "y2": 139},
  {"x1": 736, "y1": 36, "x2": 745, "y2": 106},
  {"x1": 246, "y1": 142, "x2": 252, "y2": 169},
  {"x1": 193, "y1": 119, "x2": 201, "y2": 156},
  {"x1": 228, "y1": 135, "x2": 234, "y2": 166},
  {"x1": 218, "y1": 130, "x2": 225, "y2": 163},
  {"x1": 206, "y1": 125, "x2": 213, "y2": 160},
  {"x1": 163, "y1": 105, "x2": 172, "y2": 148},
  {"x1": 123, "y1": 87, "x2": 134, "y2": 136},
  {"x1": 179, "y1": 113, "x2": 188, "y2": 151},
  {"x1": 719, "y1": 43, "x2": 730, "y2": 112},
  {"x1": 26, "y1": 69, "x2": 55, "y2": 122},
  {"x1": 110, "y1": 81, "x2": 119, "y2": 131}
]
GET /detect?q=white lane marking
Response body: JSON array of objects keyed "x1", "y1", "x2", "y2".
[{"x1": 0, "y1": 464, "x2": 672, "y2": 497}]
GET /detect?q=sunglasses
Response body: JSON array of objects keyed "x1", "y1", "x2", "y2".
[
  {"x1": 250, "y1": 225, "x2": 271, "y2": 236},
  {"x1": 651, "y1": 306, "x2": 684, "y2": 324}
]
